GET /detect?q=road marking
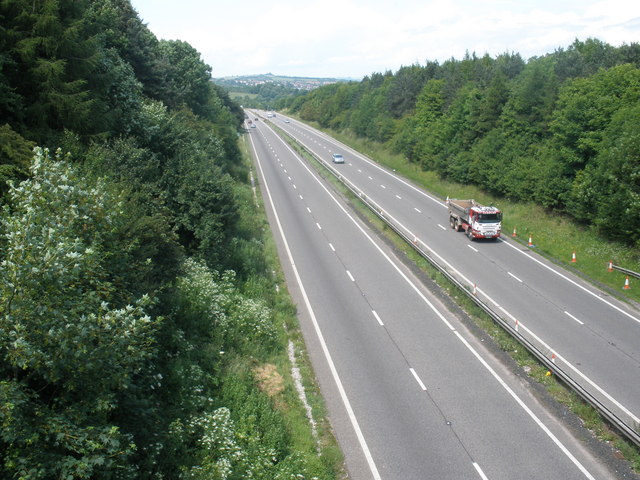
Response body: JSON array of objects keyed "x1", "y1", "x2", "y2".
[
  {"x1": 380, "y1": 184, "x2": 386, "y2": 189},
  {"x1": 358, "y1": 169, "x2": 362, "y2": 173},
  {"x1": 438, "y1": 224, "x2": 446, "y2": 230},
  {"x1": 346, "y1": 270, "x2": 355, "y2": 282},
  {"x1": 259, "y1": 121, "x2": 626, "y2": 469},
  {"x1": 248, "y1": 133, "x2": 382, "y2": 480},
  {"x1": 329, "y1": 242, "x2": 335, "y2": 252},
  {"x1": 467, "y1": 245, "x2": 479, "y2": 253},
  {"x1": 288, "y1": 176, "x2": 291, "y2": 181},
  {"x1": 299, "y1": 194, "x2": 304, "y2": 200},
  {"x1": 455, "y1": 331, "x2": 596, "y2": 480},
  {"x1": 307, "y1": 207, "x2": 311, "y2": 213},
  {"x1": 508, "y1": 272, "x2": 523, "y2": 283},
  {"x1": 293, "y1": 184, "x2": 297, "y2": 189},
  {"x1": 410, "y1": 368, "x2": 427, "y2": 391},
  {"x1": 473, "y1": 463, "x2": 489, "y2": 480},
  {"x1": 395, "y1": 194, "x2": 402, "y2": 200},
  {"x1": 565, "y1": 311, "x2": 585, "y2": 325},
  {"x1": 501, "y1": 240, "x2": 640, "y2": 325},
  {"x1": 564, "y1": 311, "x2": 584, "y2": 325},
  {"x1": 368, "y1": 176, "x2": 373, "y2": 180},
  {"x1": 372, "y1": 310, "x2": 384, "y2": 326},
  {"x1": 316, "y1": 222, "x2": 322, "y2": 230}
]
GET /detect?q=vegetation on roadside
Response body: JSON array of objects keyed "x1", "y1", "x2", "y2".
[
  {"x1": 0, "y1": 1, "x2": 339, "y2": 478},
  {"x1": 273, "y1": 119, "x2": 640, "y2": 474},
  {"x1": 278, "y1": 40, "x2": 640, "y2": 250}
]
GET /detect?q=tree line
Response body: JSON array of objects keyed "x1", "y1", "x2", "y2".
[
  {"x1": 278, "y1": 39, "x2": 640, "y2": 246},
  {"x1": 1, "y1": 0, "x2": 332, "y2": 478}
]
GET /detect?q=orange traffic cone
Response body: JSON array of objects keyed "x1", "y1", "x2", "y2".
[
  {"x1": 512, "y1": 226, "x2": 517, "y2": 237},
  {"x1": 623, "y1": 276, "x2": 630, "y2": 290},
  {"x1": 571, "y1": 251, "x2": 577, "y2": 263},
  {"x1": 608, "y1": 260, "x2": 613, "y2": 272},
  {"x1": 528, "y1": 234, "x2": 533, "y2": 247}
]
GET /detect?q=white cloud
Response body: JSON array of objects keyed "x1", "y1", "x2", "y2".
[{"x1": 131, "y1": 0, "x2": 640, "y2": 78}]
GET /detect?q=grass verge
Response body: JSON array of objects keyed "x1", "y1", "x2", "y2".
[{"x1": 238, "y1": 134, "x2": 346, "y2": 478}]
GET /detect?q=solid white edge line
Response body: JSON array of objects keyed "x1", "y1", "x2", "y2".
[
  {"x1": 410, "y1": 368, "x2": 427, "y2": 391},
  {"x1": 454, "y1": 331, "x2": 596, "y2": 480},
  {"x1": 501, "y1": 239, "x2": 640, "y2": 325},
  {"x1": 248, "y1": 131, "x2": 383, "y2": 480}
]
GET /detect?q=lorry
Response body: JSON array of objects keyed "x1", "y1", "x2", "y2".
[{"x1": 447, "y1": 198, "x2": 502, "y2": 240}]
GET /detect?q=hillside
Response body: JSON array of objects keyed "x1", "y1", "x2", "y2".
[
  {"x1": 279, "y1": 40, "x2": 640, "y2": 247},
  {"x1": 215, "y1": 73, "x2": 351, "y2": 108}
]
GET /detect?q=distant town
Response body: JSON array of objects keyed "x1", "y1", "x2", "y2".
[{"x1": 214, "y1": 73, "x2": 346, "y2": 91}]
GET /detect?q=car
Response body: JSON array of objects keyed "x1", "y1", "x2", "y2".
[
  {"x1": 332, "y1": 153, "x2": 345, "y2": 164},
  {"x1": 250, "y1": 124, "x2": 256, "y2": 128},
  {"x1": 284, "y1": 119, "x2": 290, "y2": 123}
]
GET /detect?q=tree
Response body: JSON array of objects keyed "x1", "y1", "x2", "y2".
[{"x1": 0, "y1": 148, "x2": 160, "y2": 479}]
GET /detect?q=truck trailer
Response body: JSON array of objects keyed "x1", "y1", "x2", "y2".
[{"x1": 447, "y1": 198, "x2": 502, "y2": 240}]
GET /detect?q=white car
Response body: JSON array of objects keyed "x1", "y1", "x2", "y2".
[{"x1": 332, "y1": 153, "x2": 345, "y2": 164}]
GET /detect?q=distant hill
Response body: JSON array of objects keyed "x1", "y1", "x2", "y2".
[
  {"x1": 214, "y1": 73, "x2": 350, "y2": 91},
  {"x1": 214, "y1": 73, "x2": 354, "y2": 108}
]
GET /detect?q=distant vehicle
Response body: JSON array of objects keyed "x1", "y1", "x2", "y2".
[
  {"x1": 284, "y1": 119, "x2": 290, "y2": 123},
  {"x1": 250, "y1": 124, "x2": 256, "y2": 128},
  {"x1": 255, "y1": 117, "x2": 259, "y2": 121},
  {"x1": 447, "y1": 198, "x2": 502, "y2": 240},
  {"x1": 332, "y1": 153, "x2": 345, "y2": 164}
]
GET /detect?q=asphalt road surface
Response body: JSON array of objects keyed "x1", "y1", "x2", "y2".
[{"x1": 247, "y1": 113, "x2": 624, "y2": 480}]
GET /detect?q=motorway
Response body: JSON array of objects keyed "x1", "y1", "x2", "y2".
[
  {"x1": 269, "y1": 112, "x2": 640, "y2": 435},
  {"x1": 246, "y1": 112, "x2": 624, "y2": 479}
]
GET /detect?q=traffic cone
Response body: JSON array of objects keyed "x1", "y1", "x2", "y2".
[
  {"x1": 528, "y1": 234, "x2": 533, "y2": 247},
  {"x1": 623, "y1": 276, "x2": 630, "y2": 290},
  {"x1": 473, "y1": 283, "x2": 477, "y2": 295},
  {"x1": 512, "y1": 226, "x2": 517, "y2": 237},
  {"x1": 571, "y1": 251, "x2": 577, "y2": 263},
  {"x1": 608, "y1": 260, "x2": 613, "y2": 272}
]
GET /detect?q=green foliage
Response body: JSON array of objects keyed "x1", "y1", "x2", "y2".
[
  {"x1": 0, "y1": 148, "x2": 160, "y2": 479},
  {"x1": 287, "y1": 39, "x2": 640, "y2": 244},
  {"x1": 0, "y1": 124, "x2": 34, "y2": 200}
]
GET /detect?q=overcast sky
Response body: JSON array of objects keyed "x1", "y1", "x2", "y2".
[{"x1": 129, "y1": 0, "x2": 640, "y2": 79}]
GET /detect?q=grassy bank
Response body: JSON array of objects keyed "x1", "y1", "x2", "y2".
[{"x1": 238, "y1": 134, "x2": 345, "y2": 478}]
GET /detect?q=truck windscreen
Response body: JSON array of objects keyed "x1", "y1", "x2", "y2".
[{"x1": 478, "y1": 213, "x2": 501, "y2": 223}]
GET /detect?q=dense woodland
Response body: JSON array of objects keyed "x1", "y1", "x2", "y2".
[
  {"x1": 278, "y1": 40, "x2": 640, "y2": 246},
  {"x1": 0, "y1": 1, "x2": 332, "y2": 479}
]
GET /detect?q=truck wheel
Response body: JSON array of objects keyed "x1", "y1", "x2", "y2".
[
  {"x1": 450, "y1": 217, "x2": 456, "y2": 229},
  {"x1": 467, "y1": 228, "x2": 474, "y2": 240}
]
